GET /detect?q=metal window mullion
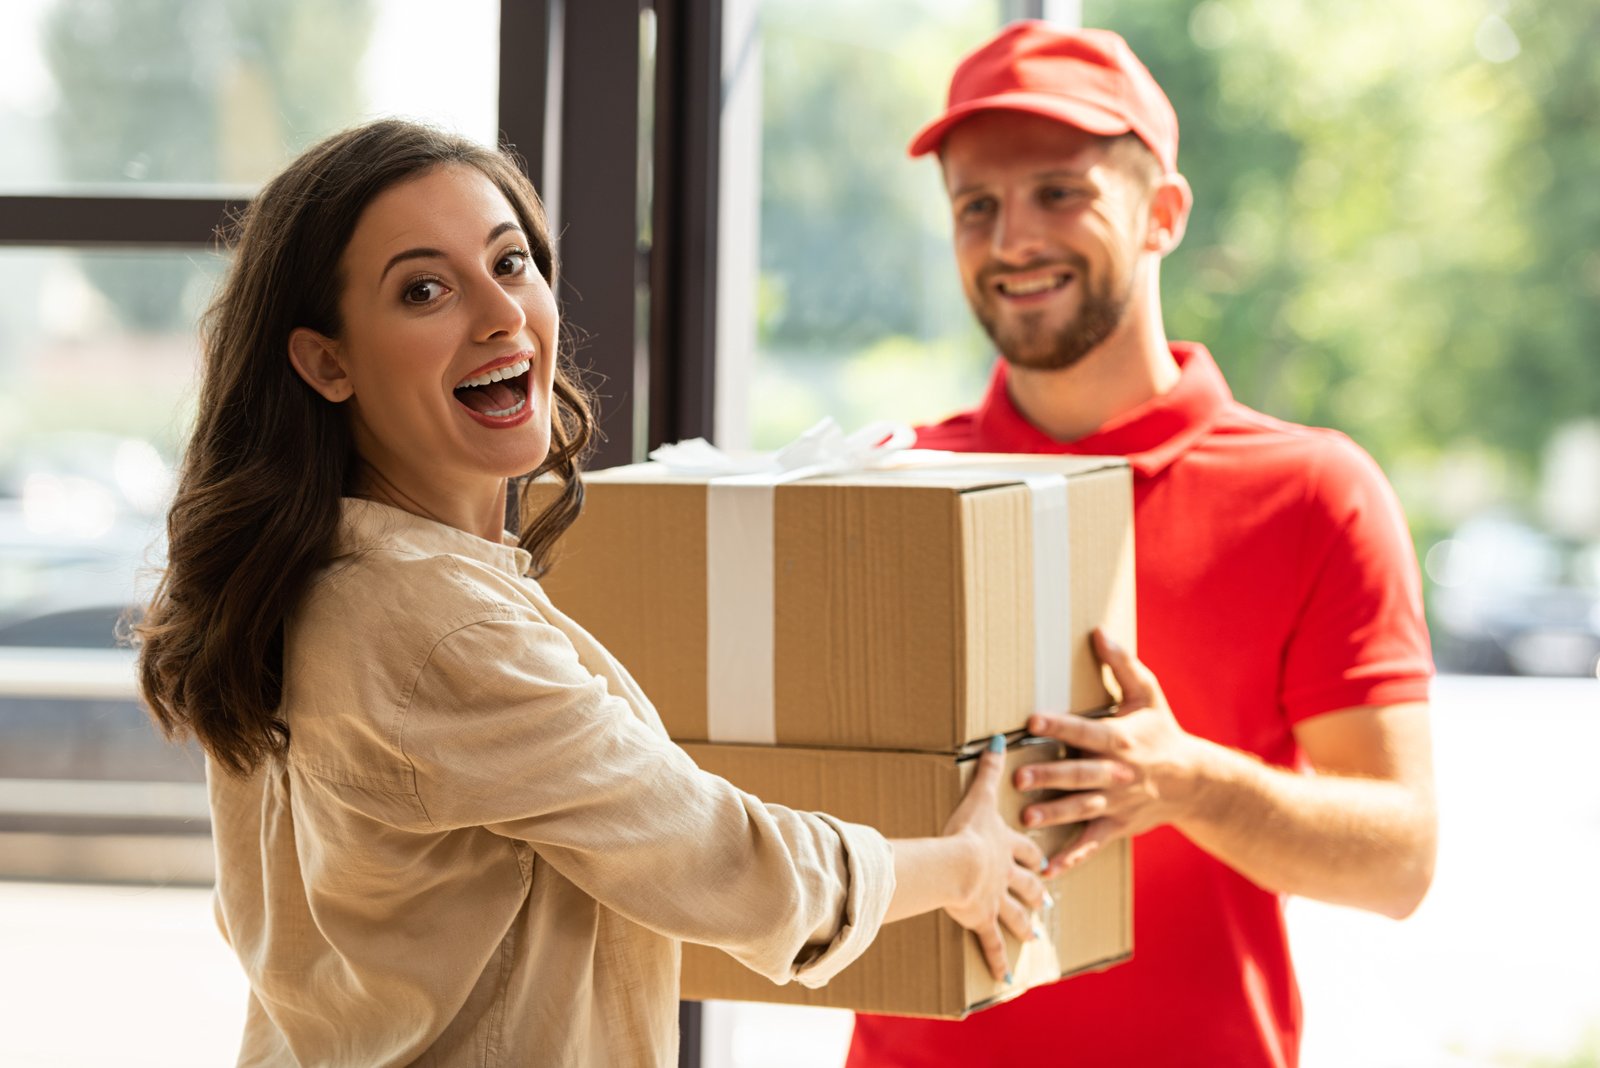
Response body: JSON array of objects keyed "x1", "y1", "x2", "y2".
[
  {"x1": 499, "y1": 0, "x2": 557, "y2": 214},
  {"x1": 555, "y1": 0, "x2": 647, "y2": 471},
  {"x1": 0, "y1": 195, "x2": 239, "y2": 248},
  {"x1": 648, "y1": 0, "x2": 721, "y2": 448}
]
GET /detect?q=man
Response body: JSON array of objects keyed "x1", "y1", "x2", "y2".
[{"x1": 846, "y1": 22, "x2": 1437, "y2": 1068}]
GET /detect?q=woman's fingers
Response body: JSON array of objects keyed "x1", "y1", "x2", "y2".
[
  {"x1": 998, "y1": 892, "x2": 1034, "y2": 945},
  {"x1": 975, "y1": 922, "x2": 1010, "y2": 982},
  {"x1": 1006, "y1": 858, "x2": 1046, "y2": 911},
  {"x1": 948, "y1": 734, "x2": 1006, "y2": 832},
  {"x1": 1011, "y1": 830, "x2": 1045, "y2": 874}
]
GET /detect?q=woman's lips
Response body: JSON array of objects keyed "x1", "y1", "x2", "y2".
[{"x1": 454, "y1": 360, "x2": 534, "y2": 427}]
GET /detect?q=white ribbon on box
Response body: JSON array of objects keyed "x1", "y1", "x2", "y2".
[{"x1": 648, "y1": 418, "x2": 1071, "y2": 743}]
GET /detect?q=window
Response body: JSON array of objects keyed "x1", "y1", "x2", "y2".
[
  {"x1": 1, "y1": 0, "x2": 499, "y2": 193},
  {"x1": 0, "y1": 0, "x2": 509, "y2": 889},
  {"x1": 717, "y1": 0, "x2": 1003, "y2": 451}
]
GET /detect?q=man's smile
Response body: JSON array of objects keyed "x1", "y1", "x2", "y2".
[{"x1": 993, "y1": 269, "x2": 1075, "y2": 300}]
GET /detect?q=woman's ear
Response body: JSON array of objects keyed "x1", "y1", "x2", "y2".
[{"x1": 287, "y1": 327, "x2": 354, "y2": 403}]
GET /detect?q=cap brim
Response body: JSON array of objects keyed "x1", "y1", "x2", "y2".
[{"x1": 907, "y1": 94, "x2": 1133, "y2": 158}]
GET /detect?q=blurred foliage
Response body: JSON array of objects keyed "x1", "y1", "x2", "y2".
[
  {"x1": 758, "y1": 2, "x2": 996, "y2": 352},
  {"x1": 42, "y1": 0, "x2": 372, "y2": 332},
  {"x1": 756, "y1": 0, "x2": 1599, "y2": 530},
  {"x1": 1093, "y1": 0, "x2": 1600, "y2": 494},
  {"x1": 1489, "y1": 1023, "x2": 1600, "y2": 1067}
]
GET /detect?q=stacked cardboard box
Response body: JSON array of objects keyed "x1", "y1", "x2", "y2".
[{"x1": 527, "y1": 453, "x2": 1136, "y2": 1017}]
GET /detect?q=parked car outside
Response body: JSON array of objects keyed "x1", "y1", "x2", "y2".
[{"x1": 1428, "y1": 516, "x2": 1600, "y2": 678}]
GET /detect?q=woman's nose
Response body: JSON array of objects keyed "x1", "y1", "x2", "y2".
[{"x1": 471, "y1": 275, "x2": 528, "y2": 342}]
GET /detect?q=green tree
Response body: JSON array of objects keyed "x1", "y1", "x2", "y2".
[
  {"x1": 758, "y1": 3, "x2": 994, "y2": 353},
  {"x1": 1088, "y1": 0, "x2": 1599, "y2": 508}
]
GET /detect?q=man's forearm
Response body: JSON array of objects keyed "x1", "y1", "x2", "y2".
[{"x1": 1178, "y1": 739, "x2": 1436, "y2": 919}]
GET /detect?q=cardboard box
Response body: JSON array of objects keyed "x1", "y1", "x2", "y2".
[
  {"x1": 529, "y1": 453, "x2": 1135, "y2": 750},
  {"x1": 678, "y1": 738, "x2": 1133, "y2": 1018}
]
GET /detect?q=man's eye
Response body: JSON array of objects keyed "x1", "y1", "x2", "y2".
[
  {"x1": 403, "y1": 279, "x2": 444, "y2": 304},
  {"x1": 496, "y1": 249, "x2": 530, "y2": 276},
  {"x1": 959, "y1": 197, "x2": 995, "y2": 220}
]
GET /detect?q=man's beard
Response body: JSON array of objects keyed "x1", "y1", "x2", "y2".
[{"x1": 970, "y1": 257, "x2": 1132, "y2": 372}]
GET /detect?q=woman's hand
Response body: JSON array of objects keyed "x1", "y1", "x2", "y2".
[{"x1": 941, "y1": 735, "x2": 1048, "y2": 982}]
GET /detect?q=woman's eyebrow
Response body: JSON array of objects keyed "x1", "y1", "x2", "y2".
[
  {"x1": 378, "y1": 221, "x2": 527, "y2": 283},
  {"x1": 485, "y1": 220, "x2": 523, "y2": 245}
]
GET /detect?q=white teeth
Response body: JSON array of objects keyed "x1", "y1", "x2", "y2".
[
  {"x1": 481, "y1": 396, "x2": 528, "y2": 419},
  {"x1": 998, "y1": 274, "x2": 1068, "y2": 296},
  {"x1": 456, "y1": 358, "x2": 532, "y2": 389}
]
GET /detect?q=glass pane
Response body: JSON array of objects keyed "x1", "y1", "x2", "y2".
[
  {"x1": 0, "y1": 246, "x2": 218, "y2": 648},
  {"x1": 0, "y1": 0, "x2": 499, "y2": 192},
  {"x1": 743, "y1": 0, "x2": 1002, "y2": 449}
]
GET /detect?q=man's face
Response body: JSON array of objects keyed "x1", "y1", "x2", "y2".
[{"x1": 941, "y1": 112, "x2": 1152, "y2": 371}]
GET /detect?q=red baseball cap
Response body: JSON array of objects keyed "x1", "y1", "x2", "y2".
[{"x1": 908, "y1": 21, "x2": 1179, "y2": 173}]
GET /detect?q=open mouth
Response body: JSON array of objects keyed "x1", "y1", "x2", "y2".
[
  {"x1": 453, "y1": 357, "x2": 532, "y2": 420},
  {"x1": 995, "y1": 271, "x2": 1074, "y2": 298}
]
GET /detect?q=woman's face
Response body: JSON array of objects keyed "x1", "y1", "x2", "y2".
[{"x1": 317, "y1": 163, "x2": 559, "y2": 513}]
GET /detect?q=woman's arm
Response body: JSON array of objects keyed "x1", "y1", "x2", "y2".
[{"x1": 398, "y1": 615, "x2": 1041, "y2": 988}]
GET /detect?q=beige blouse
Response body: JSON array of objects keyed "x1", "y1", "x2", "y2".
[{"x1": 207, "y1": 498, "x2": 895, "y2": 1067}]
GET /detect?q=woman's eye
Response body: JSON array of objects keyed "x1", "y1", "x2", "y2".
[
  {"x1": 496, "y1": 248, "x2": 530, "y2": 276},
  {"x1": 403, "y1": 279, "x2": 444, "y2": 305}
]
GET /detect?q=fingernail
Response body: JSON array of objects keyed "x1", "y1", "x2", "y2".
[
  {"x1": 1004, "y1": 972, "x2": 1014, "y2": 985},
  {"x1": 988, "y1": 733, "x2": 1005, "y2": 754},
  {"x1": 1017, "y1": 771, "x2": 1032, "y2": 789},
  {"x1": 1031, "y1": 923, "x2": 1045, "y2": 942},
  {"x1": 1024, "y1": 809, "x2": 1040, "y2": 827},
  {"x1": 1102, "y1": 634, "x2": 1123, "y2": 653},
  {"x1": 1028, "y1": 716, "x2": 1045, "y2": 734},
  {"x1": 1038, "y1": 857, "x2": 1049, "y2": 873}
]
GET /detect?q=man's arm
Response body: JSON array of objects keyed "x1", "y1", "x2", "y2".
[{"x1": 1019, "y1": 631, "x2": 1436, "y2": 920}]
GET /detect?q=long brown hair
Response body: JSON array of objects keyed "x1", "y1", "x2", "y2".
[{"x1": 136, "y1": 120, "x2": 596, "y2": 776}]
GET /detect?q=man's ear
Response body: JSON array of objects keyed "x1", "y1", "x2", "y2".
[
  {"x1": 1144, "y1": 172, "x2": 1193, "y2": 256},
  {"x1": 287, "y1": 327, "x2": 353, "y2": 403}
]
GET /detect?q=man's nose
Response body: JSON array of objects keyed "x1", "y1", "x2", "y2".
[{"x1": 990, "y1": 200, "x2": 1047, "y2": 266}]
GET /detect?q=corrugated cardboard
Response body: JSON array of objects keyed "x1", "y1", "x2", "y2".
[
  {"x1": 527, "y1": 454, "x2": 1135, "y2": 750},
  {"x1": 678, "y1": 738, "x2": 1133, "y2": 1018}
]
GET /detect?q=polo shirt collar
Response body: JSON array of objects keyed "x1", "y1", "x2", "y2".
[
  {"x1": 971, "y1": 341, "x2": 1232, "y2": 478},
  {"x1": 336, "y1": 497, "x2": 532, "y2": 577}
]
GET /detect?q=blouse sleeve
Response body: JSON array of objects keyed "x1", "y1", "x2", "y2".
[{"x1": 395, "y1": 611, "x2": 896, "y2": 989}]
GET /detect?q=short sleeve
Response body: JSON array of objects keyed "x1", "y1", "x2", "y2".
[
  {"x1": 396, "y1": 612, "x2": 895, "y2": 988},
  {"x1": 1280, "y1": 435, "x2": 1434, "y2": 721}
]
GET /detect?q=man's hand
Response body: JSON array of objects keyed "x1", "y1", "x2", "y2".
[
  {"x1": 1016, "y1": 630, "x2": 1436, "y2": 918},
  {"x1": 1016, "y1": 629, "x2": 1213, "y2": 875}
]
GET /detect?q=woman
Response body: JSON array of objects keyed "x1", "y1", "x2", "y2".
[{"x1": 136, "y1": 120, "x2": 1044, "y2": 1067}]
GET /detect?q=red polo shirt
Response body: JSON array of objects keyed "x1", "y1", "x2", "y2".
[{"x1": 847, "y1": 343, "x2": 1433, "y2": 1068}]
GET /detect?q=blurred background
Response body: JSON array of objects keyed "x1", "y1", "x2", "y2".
[{"x1": 0, "y1": 0, "x2": 1595, "y2": 1065}]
